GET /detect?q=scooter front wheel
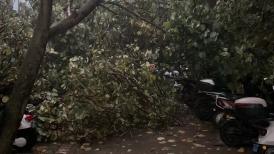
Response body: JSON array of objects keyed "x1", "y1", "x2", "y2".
[
  {"x1": 193, "y1": 94, "x2": 215, "y2": 121},
  {"x1": 219, "y1": 119, "x2": 247, "y2": 147}
]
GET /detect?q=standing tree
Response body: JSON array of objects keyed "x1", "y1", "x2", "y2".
[{"x1": 0, "y1": 0, "x2": 102, "y2": 153}]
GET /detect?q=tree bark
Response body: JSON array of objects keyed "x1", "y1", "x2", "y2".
[
  {"x1": 49, "y1": 0, "x2": 102, "y2": 38},
  {"x1": 0, "y1": 1, "x2": 52, "y2": 153}
]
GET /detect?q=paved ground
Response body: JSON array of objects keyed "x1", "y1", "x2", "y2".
[{"x1": 31, "y1": 114, "x2": 250, "y2": 154}]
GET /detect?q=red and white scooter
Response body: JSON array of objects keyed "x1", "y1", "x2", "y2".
[{"x1": 13, "y1": 104, "x2": 37, "y2": 152}]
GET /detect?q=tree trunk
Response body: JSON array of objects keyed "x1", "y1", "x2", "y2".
[
  {"x1": 0, "y1": 1, "x2": 52, "y2": 153},
  {"x1": 0, "y1": 0, "x2": 101, "y2": 153}
]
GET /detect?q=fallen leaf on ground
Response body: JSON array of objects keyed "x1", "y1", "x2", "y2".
[
  {"x1": 83, "y1": 147, "x2": 92, "y2": 151},
  {"x1": 81, "y1": 143, "x2": 90, "y2": 147},
  {"x1": 193, "y1": 143, "x2": 206, "y2": 148},
  {"x1": 80, "y1": 143, "x2": 92, "y2": 151},
  {"x1": 178, "y1": 130, "x2": 185, "y2": 134},
  {"x1": 237, "y1": 147, "x2": 245, "y2": 153},
  {"x1": 161, "y1": 147, "x2": 170, "y2": 151},
  {"x1": 157, "y1": 137, "x2": 165, "y2": 141},
  {"x1": 167, "y1": 139, "x2": 176, "y2": 143},
  {"x1": 196, "y1": 134, "x2": 206, "y2": 138},
  {"x1": 186, "y1": 138, "x2": 194, "y2": 143},
  {"x1": 159, "y1": 141, "x2": 167, "y2": 144},
  {"x1": 95, "y1": 148, "x2": 100, "y2": 151}
]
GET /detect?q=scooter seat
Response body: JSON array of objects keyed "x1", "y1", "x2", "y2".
[{"x1": 235, "y1": 97, "x2": 268, "y2": 107}]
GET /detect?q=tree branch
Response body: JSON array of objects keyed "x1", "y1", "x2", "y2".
[
  {"x1": 103, "y1": 1, "x2": 166, "y2": 33},
  {"x1": 49, "y1": 0, "x2": 102, "y2": 38},
  {"x1": 99, "y1": 4, "x2": 119, "y2": 15}
]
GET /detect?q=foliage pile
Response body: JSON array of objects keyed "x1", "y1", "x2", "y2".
[
  {"x1": 34, "y1": 51, "x2": 178, "y2": 141},
  {"x1": 31, "y1": 1, "x2": 179, "y2": 141}
]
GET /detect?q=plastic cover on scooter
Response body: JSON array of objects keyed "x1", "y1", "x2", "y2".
[
  {"x1": 258, "y1": 121, "x2": 274, "y2": 145},
  {"x1": 235, "y1": 97, "x2": 267, "y2": 107}
]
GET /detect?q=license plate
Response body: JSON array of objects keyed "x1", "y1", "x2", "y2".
[{"x1": 253, "y1": 144, "x2": 259, "y2": 152}]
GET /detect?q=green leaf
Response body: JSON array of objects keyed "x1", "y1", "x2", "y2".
[{"x1": 163, "y1": 21, "x2": 171, "y2": 29}]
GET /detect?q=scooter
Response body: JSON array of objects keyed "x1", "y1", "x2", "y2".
[
  {"x1": 218, "y1": 97, "x2": 270, "y2": 147},
  {"x1": 13, "y1": 110, "x2": 37, "y2": 152},
  {"x1": 0, "y1": 103, "x2": 37, "y2": 152},
  {"x1": 175, "y1": 78, "x2": 234, "y2": 121},
  {"x1": 217, "y1": 79, "x2": 274, "y2": 148},
  {"x1": 175, "y1": 78, "x2": 217, "y2": 108}
]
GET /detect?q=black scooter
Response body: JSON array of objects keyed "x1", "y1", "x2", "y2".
[{"x1": 176, "y1": 78, "x2": 233, "y2": 121}]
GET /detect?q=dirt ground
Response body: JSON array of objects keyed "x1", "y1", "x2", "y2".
[{"x1": 31, "y1": 113, "x2": 251, "y2": 154}]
